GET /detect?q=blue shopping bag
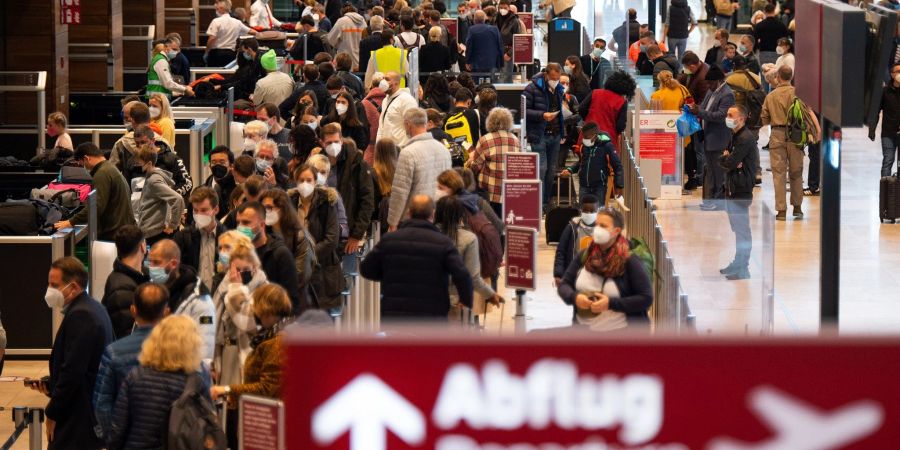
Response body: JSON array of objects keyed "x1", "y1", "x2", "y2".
[{"x1": 676, "y1": 105, "x2": 701, "y2": 137}]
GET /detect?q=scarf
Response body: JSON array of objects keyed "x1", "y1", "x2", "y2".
[
  {"x1": 249, "y1": 317, "x2": 291, "y2": 349},
  {"x1": 583, "y1": 235, "x2": 630, "y2": 278}
]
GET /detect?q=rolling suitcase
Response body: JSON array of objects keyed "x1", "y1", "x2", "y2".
[
  {"x1": 545, "y1": 175, "x2": 579, "y2": 244},
  {"x1": 879, "y1": 174, "x2": 900, "y2": 223}
]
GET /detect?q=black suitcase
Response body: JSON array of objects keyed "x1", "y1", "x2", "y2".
[
  {"x1": 545, "y1": 175, "x2": 579, "y2": 244},
  {"x1": 880, "y1": 175, "x2": 900, "y2": 223},
  {"x1": 0, "y1": 202, "x2": 41, "y2": 236}
]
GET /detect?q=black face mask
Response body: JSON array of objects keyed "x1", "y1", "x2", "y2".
[
  {"x1": 211, "y1": 164, "x2": 229, "y2": 179},
  {"x1": 240, "y1": 270, "x2": 253, "y2": 285},
  {"x1": 254, "y1": 314, "x2": 263, "y2": 327}
]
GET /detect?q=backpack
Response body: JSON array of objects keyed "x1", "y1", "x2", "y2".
[
  {"x1": 397, "y1": 32, "x2": 422, "y2": 51},
  {"x1": 166, "y1": 373, "x2": 227, "y2": 450},
  {"x1": 731, "y1": 72, "x2": 765, "y2": 128},
  {"x1": 629, "y1": 237, "x2": 657, "y2": 282},
  {"x1": 444, "y1": 110, "x2": 476, "y2": 146},
  {"x1": 787, "y1": 96, "x2": 811, "y2": 146},
  {"x1": 0, "y1": 202, "x2": 41, "y2": 236},
  {"x1": 465, "y1": 209, "x2": 503, "y2": 278}
]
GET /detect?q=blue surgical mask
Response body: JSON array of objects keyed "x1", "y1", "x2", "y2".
[
  {"x1": 242, "y1": 52, "x2": 252, "y2": 61},
  {"x1": 218, "y1": 252, "x2": 231, "y2": 268},
  {"x1": 166, "y1": 50, "x2": 178, "y2": 59},
  {"x1": 148, "y1": 266, "x2": 169, "y2": 284},
  {"x1": 256, "y1": 158, "x2": 272, "y2": 173},
  {"x1": 593, "y1": 47, "x2": 604, "y2": 58},
  {"x1": 237, "y1": 225, "x2": 257, "y2": 241}
]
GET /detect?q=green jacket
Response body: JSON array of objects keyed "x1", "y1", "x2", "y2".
[{"x1": 71, "y1": 160, "x2": 136, "y2": 240}]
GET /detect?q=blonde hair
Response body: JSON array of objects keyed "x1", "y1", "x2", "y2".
[
  {"x1": 307, "y1": 153, "x2": 331, "y2": 176},
  {"x1": 656, "y1": 70, "x2": 679, "y2": 90},
  {"x1": 148, "y1": 93, "x2": 174, "y2": 120},
  {"x1": 486, "y1": 107, "x2": 514, "y2": 133},
  {"x1": 139, "y1": 315, "x2": 203, "y2": 373},
  {"x1": 48, "y1": 112, "x2": 68, "y2": 129},
  {"x1": 253, "y1": 284, "x2": 293, "y2": 319},
  {"x1": 217, "y1": 230, "x2": 252, "y2": 272},
  {"x1": 230, "y1": 241, "x2": 261, "y2": 269},
  {"x1": 244, "y1": 120, "x2": 270, "y2": 139}
]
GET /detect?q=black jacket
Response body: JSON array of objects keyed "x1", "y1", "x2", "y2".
[
  {"x1": 419, "y1": 42, "x2": 452, "y2": 74},
  {"x1": 336, "y1": 71, "x2": 365, "y2": 99},
  {"x1": 203, "y1": 173, "x2": 235, "y2": 219},
  {"x1": 102, "y1": 260, "x2": 150, "y2": 339},
  {"x1": 257, "y1": 234, "x2": 301, "y2": 311},
  {"x1": 279, "y1": 80, "x2": 330, "y2": 119},
  {"x1": 220, "y1": 55, "x2": 265, "y2": 101},
  {"x1": 334, "y1": 146, "x2": 375, "y2": 241},
  {"x1": 566, "y1": 132, "x2": 624, "y2": 189},
  {"x1": 753, "y1": 17, "x2": 790, "y2": 52},
  {"x1": 360, "y1": 219, "x2": 473, "y2": 318},
  {"x1": 359, "y1": 31, "x2": 383, "y2": 72},
  {"x1": 579, "y1": 54, "x2": 612, "y2": 90},
  {"x1": 320, "y1": 116, "x2": 371, "y2": 152},
  {"x1": 557, "y1": 251, "x2": 653, "y2": 326},
  {"x1": 667, "y1": 0, "x2": 693, "y2": 39},
  {"x1": 165, "y1": 264, "x2": 204, "y2": 311},
  {"x1": 174, "y1": 222, "x2": 225, "y2": 275},
  {"x1": 290, "y1": 31, "x2": 328, "y2": 61},
  {"x1": 48, "y1": 292, "x2": 114, "y2": 449},
  {"x1": 878, "y1": 83, "x2": 900, "y2": 138},
  {"x1": 721, "y1": 125, "x2": 758, "y2": 199}
]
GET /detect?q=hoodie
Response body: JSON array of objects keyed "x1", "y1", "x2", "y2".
[
  {"x1": 327, "y1": 12, "x2": 367, "y2": 70},
  {"x1": 111, "y1": 132, "x2": 192, "y2": 196},
  {"x1": 138, "y1": 167, "x2": 185, "y2": 239}
]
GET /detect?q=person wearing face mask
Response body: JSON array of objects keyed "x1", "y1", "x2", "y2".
[
  {"x1": 689, "y1": 65, "x2": 735, "y2": 211},
  {"x1": 290, "y1": 164, "x2": 343, "y2": 310},
  {"x1": 557, "y1": 209, "x2": 653, "y2": 331},
  {"x1": 206, "y1": 0, "x2": 255, "y2": 67},
  {"x1": 280, "y1": 64, "x2": 329, "y2": 120},
  {"x1": 148, "y1": 93, "x2": 176, "y2": 150},
  {"x1": 560, "y1": 122, "x2": 624, "y2": 205},
  {"x1": 202, "y1": 146, "x2": 237, "y2": 219},
  {"x1": 255, "y1": 103, "x2": 291, "y2": 160},
  {"x1": 54, "y1": 143, "x2": 136, "y2": 239},
  {"x1": 524, "y1": 63, "x2": 567, "y2": 206},
  {"x1": 102, "y1": 225, "x2": 151, "y2": 339},
  {"x1": 375, "y1": 71, "x2": 418, "y2": 146},
  {"x1": 678, "y1": 51, "x2": 712, "y2": 190},
  {"x1": 235, "y1": 201, "x2": 301, "y2": 311},
  {"x1": 147, "y1": 42, "x2": 193, "y2": 99},
  {"x1": 563, "y1": 56, "x2": 591, "y2": 102},
  {"x1": 242, "y1": 119, "x2": 270, "y2": 155},
  {"x1": 231, "y1": 39, "x2": 266, "y2": 101},
  {"x1": 704, "y1": 28, "x2": 730, "y2": 69},
  {"x1": 761, "y1": 65, "x2": 807, "y2": 221},
  {"x1": 147, "y1": 239, "x2": 217, "y2": 361},
  {"x1": 39, "y1": 257, "x2": 114, "y2": 449},
  {"x1": 251, "y1": 50, "x2": 295, "y2": 108},
  {"x1": 321, "y1": 91, "x2": 370, "y2": 151},
  {"x1": 364, "y1": 30, "x2": 410, "y2": 91},
  {"x1": 175, "y1": 187, "x2": 226, "y2": 290},
  {"x1": 253, "y1": 139, "x2": 292, "y2": 190},
  {"x1": 164, "y1": 33, "x2": 191, "y2": 85},
  {"x1": 579, "y1": 38, "x2": 612, "y2": 90},
  {"x1": 738, "y1": 35, "x2": 761, "y2": 75},
  {"x1": 719, "y1": 105, "x2": 757, "y2": 280},
  {"x1": 250, "y1": 0, "x2": 283, "y2": 29},
  {"x1": 362, "y1": 72, "x2": 390, "y2": 164},
  {"x1": 762, "y1": 37, "x2": 795, "y2": 86},
  {"x1": 134, "y1": 145, "x2": 185, "y2": 245},
  {"x1": 494, "y1": 0, "x2": 521, "y2": 81},
  {"x1": 553, "y1": 194, "x2": 600, "y2": 286},
  {"x1": 387, "y1": 108, "x2": 452, "y2": 231}
]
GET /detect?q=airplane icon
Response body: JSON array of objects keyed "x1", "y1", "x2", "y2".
[{"x1": 707, "y1": 385, "x2": 884, "y2": 450}]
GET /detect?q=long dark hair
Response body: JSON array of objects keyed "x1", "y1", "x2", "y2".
[
  {"x1": 261, "y1": 189, "x2": 302, "y2": 238},
  {"x1": 566, "y1": 55, "x2": 590, "y2": 85},
  {"x1": 435, "y1": 195, "x2": 465, "y2": 244},
  {"x1": 324, "y1": 91, "x2": 362, "y2": 128},
  {"x1": 424, "y1": 73, "x2": 450, "y2": 105},
  {"x1": 289, "y1": 123, "x2": 319, "y2": 165}
]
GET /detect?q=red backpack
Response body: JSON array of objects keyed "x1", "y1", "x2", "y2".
[{"x1": 465, "y1": 210, "x2": 503, "y2": 279}]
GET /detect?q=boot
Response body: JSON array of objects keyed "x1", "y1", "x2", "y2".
[
  {"x1": 720, "y1": 261, "x2": 739, "y2": 274},
  {"x1": 726, "y1": 266, "x2": 750, "y2": 280}
]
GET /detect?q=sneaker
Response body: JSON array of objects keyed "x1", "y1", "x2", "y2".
[
  {"x1": 683, "y1": 179, "x2": 699, "y2": 191},
  {"x1": 754, "y1": 177, "x2": 763, "y2": 186},
  {"x1": 803, "y1": 188, "x2": 820, "y2": 196},
  {"x1": 726, "y1": 267, "x2": 750, "y2": 280},
  {"x1": 793, "y1": 207, "x2": 804, "y2": 219},
  {"x1": 701, "y1": 203, "x2": 724, "y2": 211},
  {"x1": 775, "y1": 211, "x2": 787, "y2": 221}
]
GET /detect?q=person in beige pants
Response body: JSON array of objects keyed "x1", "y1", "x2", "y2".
[{"x1": 761, "y1": 65, "x2": 804, "y2": 220}]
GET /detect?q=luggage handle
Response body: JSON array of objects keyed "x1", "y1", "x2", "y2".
[
  {"x1": 49, "y1": 188, "x2": 80, "y2": 206},
  {"x1": 557, "y1": 174, "x2": 574, "y2": 205}
]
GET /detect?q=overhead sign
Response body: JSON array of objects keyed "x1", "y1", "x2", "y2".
[
  {"x1": 504, "y1": 152, "x2": 539, "y2": 180},
  {"x1": 441, "y1": 18, "x2": 459, "y2": 41},
  {"x1": 505, "y1": 226, "x2": 537, "y2": 291},
  {"x1": 518, "y1": 12, "x2": 534, "y2": 34},
  {"x1": 240, "y1": 395, "x2": 285, "y2": 450},
  {"x1": 502, "y1": 179, "x2": 541, "y2": 231},
  {"x1": 61, "y1": 0, "x2": 81, "y2": 24},
  {"x1": 285, "y1": 336, "x2": 900, "y2": 449},
  {"x1": 512, "y1": 34, "x2": 534, "y2": 65}
]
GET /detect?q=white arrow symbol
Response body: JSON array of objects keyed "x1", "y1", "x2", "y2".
[{"x1": 312, "y1": 373, "x2": 426, "y2": 450}]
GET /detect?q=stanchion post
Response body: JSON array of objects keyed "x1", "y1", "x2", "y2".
[
  {"x1": 514, "y1": 289, "x2": 526, "y2": 318},
  {"x1": 820, "y1": 118, "x2": 840, "y2": 329},
  {"x1": 28, "y1": 408, "x2": 43, "y2": 450}
]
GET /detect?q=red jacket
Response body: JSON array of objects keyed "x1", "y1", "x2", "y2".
[{"x1": 584, "y1": 89, "x2": 626, "y2": 153}]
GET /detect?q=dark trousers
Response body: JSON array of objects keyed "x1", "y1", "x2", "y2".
[
  {"x1": 702, "y1": 151, "x2": 725, "y2": 202},
  {"x1": 684, "y1": 136, "x2": 698, "y2": 180},
  {"x1": 807, "y1": 140, "x2": 821, "y2": 190},
  {"x1": 207, "y1": 49, "x2": 237, "y2": 67},
  {"x1": 579, "y1": 183, "x2": 608, "y2": 205},
  {"x1": 726, "y1": 197, "x2": 752, "y2": 268}
]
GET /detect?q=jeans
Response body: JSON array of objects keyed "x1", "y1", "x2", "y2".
[
  {"x1": 716, "y1": 15, "x2": 732, "y2": 32},
  {"x1": 531, "y1": 134, "x2": 561, "y2": 204},
  {"x1": 726, "y1": 198, "x2": 752, "y2": 268},
  {"x1": 667, "y1": 38, "x2": 688, "y2": 65},
  {"x1": 579, "y1": 183, "x2": 608, "y2": 205},
  {"x1": 881, "y1": 134, "x2": 900, "y2": 177}
]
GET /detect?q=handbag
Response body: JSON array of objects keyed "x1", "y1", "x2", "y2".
[
  {"x1": 727, "y1": 161, "x2": 755, "y2": 195},
  {"x1": 676, "y1": 105, "x2": 702, "y2": 137}
]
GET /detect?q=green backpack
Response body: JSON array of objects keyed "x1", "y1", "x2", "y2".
[
  {"x1": 787, "y1": 96, "x2": 810, "y2": 147},
  {"x1": 579, "y1": 237, "x2": 657, "y2": 281}
]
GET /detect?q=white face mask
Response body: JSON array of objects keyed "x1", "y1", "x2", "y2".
[
  {"x1": 894, "y1": 74, "x2": 900, "y2": 84},
  {"x1": 776, "y1": 46, "x2": 786, "y2": 55},
  {"x1": 44, "y1": 283, "x2": 71, "y2": 309},
  {"x1": 298, "y1": 181, "x2": 315, "y2": 198},
  {"x1": 378, "y1": 79, "x2": 390, "y2": 91},
  {"x1": 316, "y1": 172, "x2": 327, "y2": 186},
  {"x1": 194, "y1": 212, "x2": 214, "y2": 229},
  {"x1": 725, "y1": 118, "x2": 738, "y2": 129},
  {"x1": 434, "y1": 188, "x2": 449, "y2": 201},
  {"x1": 335, "y1": 103, "x2": 348, "y2": 115},
  {"x1": 592, "y1": 226, "x2": 612, "y2": 245},
  {"x1": 325, "y1": 142, "x2": 342, "y2": 157},
  {"x1": 244, "y1": 137, "x2": 257, "y2": 152},
  {"x1": 548, "y1": 79, "x2": 559, "y2": 90},
  {"x1": 304, "y1": 121, "x2": 318, "y2": 130},
  {"x1": 499, "y1": 8, "x2": 509, "y2": 15},
  {"x1": 581, "y1": 212, "x2": 597, "y2": 225},
  {"x1": 149, "y1": 106, "x2": 161, "y2": 119},
  {"x1": 265, "y1": 210, "x2": 280, "y2": 226},
  {"x1": 582, "y1": 137, "x2": 595, "y2": 146}
]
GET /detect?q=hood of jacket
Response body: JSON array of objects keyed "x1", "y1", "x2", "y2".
[
  {"x1": 457, "y1": 190, "x2": 481, "y2": 214},
  {"x1": 365, "y1": 87, "x2": 387, "y2": 102},
  {"x1": 671, "y1": 0, "x2": 688, "y2": 7},
  {"x1": 345, "y1": 12, "x2": 366, "y2": 27},
  {"x1": 148, "y1": 167, "x2": 176, "y2": 187},
  {"x1": 168, "y1": 264, "x2": 202, "y2": 307}
]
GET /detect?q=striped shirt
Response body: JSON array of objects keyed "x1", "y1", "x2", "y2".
[{"x1": 467, "y1": 130, "x2": 521, "y2": 203}]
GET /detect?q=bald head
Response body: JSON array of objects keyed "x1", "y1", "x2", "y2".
[
  {"x1": 149, "y1": 239, "x2": 180, "y2": 263},
  {"x1": 385, "y1": 71, "x2": 402, "y2": 95},
  {"x1": 474, "y1": 10, "x2": 486, "y2": 23},
  {"x1": 777, "y1": 65, "x2": 793, "y2": 83},
  {"x1": 409, "y1": 195, "x2": 435, "y2": 221}
]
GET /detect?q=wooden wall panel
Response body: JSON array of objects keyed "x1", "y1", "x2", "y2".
[
  {"x1": 68, "y1": 0, "x2": 123, "y2": 90},
  {"x1": 123, "y1": 0, "x2": 164, "y2": 38}
]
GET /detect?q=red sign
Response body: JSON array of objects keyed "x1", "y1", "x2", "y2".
[
  {"x1": 505, "y1": 226, "x2": 537, "y2": 290},
  {"x1": 60, "y1": 0, "x2": 81, "y2": 25},
  {"x1": 441, "y1": 18, "x2": 459, "y2": 41},
  {"x1": 504, "y1": 152, "x2": 539, "y2": 180},
  {"x1": 518, "y1": 12, "x2": 534, "y2": 33},
  {"x1": 640, "y1": 132, "x2": 678, "y2": 176},
  {"x1": 512, "y1": 34, "x2": 534, "y2": 65},
  {"x1": 502, "y1": 180, "x2": 541, "y2": 231},
  {"x1": 239, "y1": 395, "x2": 285, "y2": 450},
  {"x1": 285, "y1": 335, "x2": 900, "y2": 449}
]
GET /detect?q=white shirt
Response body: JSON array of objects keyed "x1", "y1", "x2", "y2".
[
  {"x1": 574, "y1": 268, "x2": 628, "y2": 332},
  {"x1": 250, "y1": 0, "x2": 281, "y2": 29},
  {"x1": 206, "y1": 14, "x2": 251, "y2": 50},
  {"x1": 152, "y1": 57, "x2": 187, "y2": 94},
  {"x1": 393, "y1": 31, "x2": 425, "y2": 49}
]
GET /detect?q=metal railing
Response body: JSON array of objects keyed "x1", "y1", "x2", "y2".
[
  {"x1": 165, "y1": 7, "x2": 198, "y2": 46},
  {"x1": 0, "y1": 407, "x2": 43, "y2": 450},
  {"x1": 122, "y1": 25, "x2": 156, "y2": 75},
  {"x1": 0, "y1": 71, "x2": 47, "y2": 150},
  {"x1": 343, "y1": 222, "x2": 381, "y2": 333},
  {"x1": 69, "y1": 43, "x2": 115, "y2": 91}
]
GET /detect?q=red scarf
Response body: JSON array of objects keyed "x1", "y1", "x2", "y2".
[{"x1": 584, "y1": 235, "x2": 630, "y2": 278}]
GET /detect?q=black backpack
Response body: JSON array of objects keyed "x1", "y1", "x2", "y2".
[
  {"x1": 0, "y1": 199, "x2": 71, "y2": 236},
  {"x1": 166, "y1": 373, "x2": 227, "y2": 450}
]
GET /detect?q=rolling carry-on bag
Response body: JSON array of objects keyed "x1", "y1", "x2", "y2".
[
  {"x1": 545, "y1": 175, "x2": 580, "y2": 244},
  {"x1": 880, "y1": 174, "x2": 900, "y2": 223}
]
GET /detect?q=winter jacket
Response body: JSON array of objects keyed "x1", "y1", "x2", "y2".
[
  {"x1": 167, "y1": 265, "x2": 217, "y2": 362},
  {"x1": 101, "y1": 259, "x2": 150, "y2": 339},
  {"x1": 228, "y1": 333, "x2": 283, "y2": 400},
  {"x1": 376, "y1": 88, "x2": 418, "y2": 146},
  {"x1": 678, "y1": 61, "x2": 711, "y2": 107},
  {"x1": 444, "y1": 227, "x2": 496, "y2": 306},
  {"x1": 327, "y1": 12, "x2": 368, "y2": 70},
  {"x1": 204, "y1": 173, "x2": 236, "y2": 219},
  {"x1": 360, "y1": 218, "x2": 473, "y2": 318},
  {"x1": 652, "y1": 55, "x2": 680, "y2": 86},
  {"x1": 387, "y1": 132, "x2": 452, "y2": 227},
  {"x1": 320, "y1": 115, "x2": 370, "y2": 153},
  {"x1": 138, "y1": 167, "x2": 185, "y2": 239},
  {"x1": 333, "y1": 145, "x2": 375, "y2": 241},
  {"x1": 213, "y1": 268, "x2": 267, "y2": 387},
  {"x1": 362, "y1": 88, "x2": 387, "y2": 164},
  {"x1": 47, "y1": 293, "x2": 114, "y2": 450},
  {"x1": 92, "y1": 325, "x2": 152, "y2": 440},
  {"x1": 523, "y1": 72, "x2": 566, "y2": 142},
  {"x1": 667, "y1": 0, "x2": 693, "y2": 39},
  {"x1": 721, "y1": 125, "x2": 758, "y2": 199},
  {"x1": 336, "y1": 70, "x2": 365, "y2": 99},
  {"x1": 494, "y1": 11, "x2": 521, "y2": 48},
  {"x1": 457, "y1": 190, "x2": 505, "y2": 236},
  {"x1": 107, "y1": 367, "x2": 210, "y2": 450},
  {"x1": 257, "y1": 234, "x2": 301, "y2": 312},
  {"x1": 173, "y1": 221, "x2": 225, "y2": 278},
  {"x1": 565, "y1": 132, "x2": 624, "y2": 189},
  {"x1": 557, "y1": 251, "x2": 653, "y2": 326},
  {"x1": 292, "y1": 186, "x2": 343, "y2": 309}
]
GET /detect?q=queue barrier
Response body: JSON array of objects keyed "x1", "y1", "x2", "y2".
[
  {"x1": 342, "y1": 222, "x2": 381, "y2": 333},
  {"x1": 0, "y1": 407, "x2": 43, "y2": 450}
]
